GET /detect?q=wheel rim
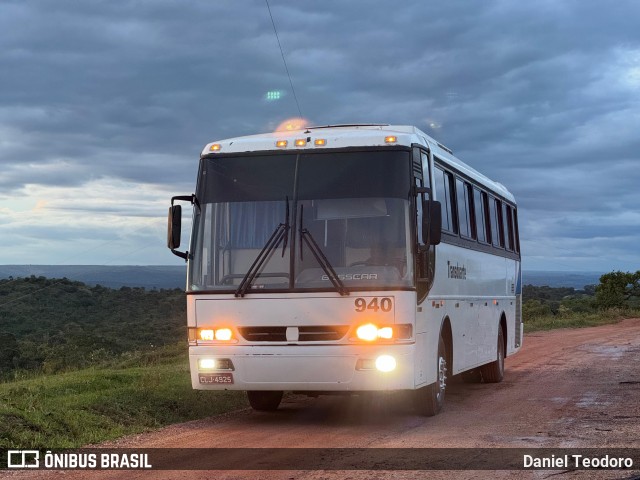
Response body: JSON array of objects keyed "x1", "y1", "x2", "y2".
[
  {"x1": 498, "y1": 333, "x2": 504, "y2": 373},
  {"x1": 437, "y1": 354, "x2": 447, "y2": 401}
]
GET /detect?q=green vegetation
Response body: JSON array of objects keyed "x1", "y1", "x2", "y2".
[
  {"x1": 0, "y1": 349, "x2": 246, "y2": 449},
  {"x1": 0, "y1": 276, "x2": 247, "y2": 449},
  {"x1": 1, "y1": 271, "x2": 639, "y2": 448},
  {"x1": 0, "y1": 276, "x2": 185, "y2": 377},
  {"x1": 523, "y1": 270, "x2": 640, "y2": 332},
  {"x1": 595, "y1": 270, "x2": 640, "y2": 309}
]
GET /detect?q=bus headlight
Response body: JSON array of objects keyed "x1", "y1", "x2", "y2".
[
  {"x1": 352, "y1": 324, "x2": 413, "y2": 342},
  {"x1": 190, "y1": 327, "x2": 236, "y2": 343},
  {"x1": 355, "y1": 324, "x2": 397, "y2": 341},
  {"x1": 356, "y1": 323, "x2": 379, "y2": 341},
  {"x1": 375, "y1": 355, "x2": 396, "y2": 372},
  {"x1": 214, "y1": 328, "x2": 233, "y2": 341},
  {"x1": 199, "y1": 329, "x2": 215, "y2": 341},
  {"x1": 378, "y1": 327, "x2": 393, "y2": 339}
]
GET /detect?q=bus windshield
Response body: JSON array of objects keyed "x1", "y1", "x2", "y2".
[{"x1": 188, "y1": 149, "x2": 413, "y2": 293}]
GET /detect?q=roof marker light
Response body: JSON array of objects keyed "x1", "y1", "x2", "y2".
[
  {"x1": 294, "y1": 139, "x2": 306, "y2": 147},
  {"x1": 385, "y1": 136, "x2": 397, "y2": 144},
  {"x1": 314, "y1": 139, "x2": 327, "y2": 146},
  {"x1": 209, "y1": 144, "x2": 222, "y2": 152},
  {"x1": 276, "y1": 140, "x2": 288, "y2": 148}
]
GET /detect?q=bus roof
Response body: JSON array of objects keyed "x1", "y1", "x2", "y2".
[{"x1": 202, "y1": 124, "x2": 514, "y2": 202}]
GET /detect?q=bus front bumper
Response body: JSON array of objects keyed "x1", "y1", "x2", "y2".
[{"x1": 189, "y1": 344, "x2": 417, "y2": 392}]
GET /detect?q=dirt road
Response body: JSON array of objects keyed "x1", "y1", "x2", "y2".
[{"x1": 7, "y1": 318, "x2": 640, "y2": 479}]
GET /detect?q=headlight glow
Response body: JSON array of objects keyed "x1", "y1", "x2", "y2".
[
  {"x1": 215, "y1": 328, "x2": 233, "y2": 341},
  {"x1": 199, "y1": 358, "x2": 216, "y2": 370},
  {"x1": 356, "y1": 323, "x2": 379, "y2": 341},
  {"x1": 355, "y1": 324, "x2": 394, "y2": 341},
  {"x1": 375, "y1": 355, "x2": 397, "y2": 372},
  {"x1": 199, "y1": 329, "x2": 215, "y2": 341},
  {"x1": 378, "y1": 327, "x2": 393, "y2": 339}
]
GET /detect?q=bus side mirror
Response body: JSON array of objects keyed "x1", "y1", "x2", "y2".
[
  {"x1": 422, "y1": 200, "x2": 442, "y2": 246},
  {"x1": 168, "y1": 205, "x2": 182, "y2": 249},
  {"x1": 168, "y1": 194, "x2": 196, "y2": 261}
]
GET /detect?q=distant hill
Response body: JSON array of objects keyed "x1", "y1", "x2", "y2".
[
  {"x1": 523, "y1": 271, "x2": 603, "y2": 289},
  {"x1": 0, "y1": 265, "x2": 603, "y2": 290},
  {"x1": 0, "y1": 265, "x2": 186, "y2": 289}
]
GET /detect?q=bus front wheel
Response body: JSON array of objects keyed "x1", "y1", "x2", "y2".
[
  {"x1": 247, "y1": 391, "x2": 283, "y2": 411},
  {"x1": 414, "y1": 335, "x2": 447, "y2": 416}
]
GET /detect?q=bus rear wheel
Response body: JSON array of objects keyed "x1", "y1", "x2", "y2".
[
  {"x1": 414, "y1": 335, "x2": 447, "y2": 416},
  {"x1": 247, "y1": 391, "x2": 283, "y2": 411},
  {"x1": 480, "y1": 326, "x2": 505, "y2": 383}
]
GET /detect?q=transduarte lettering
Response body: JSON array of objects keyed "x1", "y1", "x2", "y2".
[{"x1": 447, "y1": 261, "x2": 467, "y2": 280}]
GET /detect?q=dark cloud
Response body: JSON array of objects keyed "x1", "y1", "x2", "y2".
[{"x1": 0, "y1": 0, "x2": 639, "y2": 268}]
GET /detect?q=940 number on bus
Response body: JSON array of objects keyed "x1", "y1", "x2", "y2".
[{"x1": 354, "y1": 297, "x2": 393, "y2": 313}]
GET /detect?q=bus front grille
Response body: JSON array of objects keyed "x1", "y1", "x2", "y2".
[
  {"x1": 299, "y1": 326, "x2": 349, "y2": 341},
  {"x1": 238, "y1": 326, "x2": 349, "y2": 342}
]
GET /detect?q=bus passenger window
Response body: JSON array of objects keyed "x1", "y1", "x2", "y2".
[
  {"x1": 495, "y1": 199, "x2": 505, "y2": 248},
  {"x1": 473, "y1": 188, "x2": 488, "y2": 244},
  {"x1": 504, "y1": 204, "x2": 515, "y2": 251},
  {"x1": 466, "y1": 183, "x2": 477, "y2": 240},
  {"x1": 444, "y1": 171, "x2": 457, "y2": 234},
  {"x1": 434, "y1": 166, "x2": 452, "y2": 232},
  {"x1": 513, "y1": 208, "x2": 520, "y2": 254},
  {"x1": 456, "y1": 178, "x2": 470, "y2": 238},
  {"x1": 489, "y1": 197, "x2": 502, "y2": 248}
]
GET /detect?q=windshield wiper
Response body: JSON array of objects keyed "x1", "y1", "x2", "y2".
[
  {"x1": 298, "y1": 205, "x2": 349, "y2": 296},
  {"x1": 235, "y1": 197, "x2": 290, "y2": 298}
]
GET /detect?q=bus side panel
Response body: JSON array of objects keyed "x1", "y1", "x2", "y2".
[{"x1": 428, "y1": 242, "x2": 512, "y2": 375}]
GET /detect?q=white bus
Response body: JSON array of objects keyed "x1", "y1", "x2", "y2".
[{"x1": 168, "y1": 124, "x2": 522, "y2": 415}]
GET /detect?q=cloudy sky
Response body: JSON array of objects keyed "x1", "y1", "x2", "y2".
[{"x1": 1, "y1": 0, "x2": 638, "y2": 272}]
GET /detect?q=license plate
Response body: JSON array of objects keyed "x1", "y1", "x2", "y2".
[{"x1": 199, "y1": 373, "x2": 234, "y2": 385}]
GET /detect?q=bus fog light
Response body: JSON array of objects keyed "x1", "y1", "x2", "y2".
[
  {"x1": 375, "y1": 355, "x2": 396, "y2": 372},
  {"x1": 198, "y1": 358, "x2": 234, "y2": 371},
  {"x1": 199, "y1": 358, "x2": 216, "y2": 370}
]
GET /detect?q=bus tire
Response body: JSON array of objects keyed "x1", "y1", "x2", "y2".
[
  {"x1": 480, "y1": 326, "x2": 505, "y2": 383},
  {"x1": 414, "y1": 334, "x2": 447, "y2": 416},
  {"x1": 247, "y1": 391, "x2": 283, "y2": 411}
]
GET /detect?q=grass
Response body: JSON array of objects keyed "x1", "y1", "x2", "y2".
[
  {"x1": 0, "y1": 351, "x2": 246, "y2": 449},
  {"x1": 3, "y1": 309, "x2": 639, "y2": 449},
  {"x1": 523, "y1": 308, "x2": 640, "y2": 332}
]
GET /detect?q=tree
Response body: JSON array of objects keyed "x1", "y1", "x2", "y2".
[
  {"x1": 0, "y1": 332, "x2": 19, "y2": 374},
  {"x1": 595, "y1": 270, "x2": 640, "y2": 309}
]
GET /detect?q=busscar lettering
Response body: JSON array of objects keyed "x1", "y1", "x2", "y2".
[
  {"x1": 321, "y1": 273, "x2": 378, "y2": 281},
  {"x1": 447, "y1": 261, "x2": 467, "y2": 280}
]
